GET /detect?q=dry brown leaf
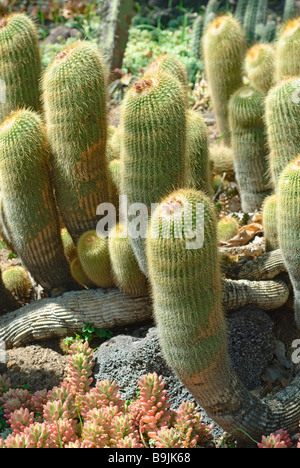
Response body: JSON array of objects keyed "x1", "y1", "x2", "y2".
[{"x1": 219, "y1": 223, "x2": 263, "y2": 247}]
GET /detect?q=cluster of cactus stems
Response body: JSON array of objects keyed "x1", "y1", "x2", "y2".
[{"x1": 0, "y1": 340, "x2": 215, "y2": 449}]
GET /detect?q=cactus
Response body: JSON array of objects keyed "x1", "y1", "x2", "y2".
[
  {"x1": 209, "y1": 144, "x2": 234, "y2": 179},
  {"x1": 261, "y1": 19, "x2": 277, "y2": 43},
  {"x1": 1, "y1": 266, "x2": 31, "y2": 300},
  {"x1": 61, "y1": 228, "x2": 77, "y2": 264},
  {"x1": 70, "y1": 257, "x2": 96, "y2": 289},
  {"x1": 234, "y1": 0, "x2": 248, "y2": 24},
  {"x1": 244, "y1": 44, "x2": 275, "y2": 94},
  {"x1": 146, "y1": 187, "x2": 300, "y2": 442},
  {"x1": 275, "y1": 18, "x2": 300, "y2": 81},
  {"x1": 0, "y1": 110, "x2": 75, "y2": 293},
  {"x1": 0, "y1": 266, "x2": 19, "y2": 314},
  {"x1": 0, "y1": 13, "x2": 42, "y2": 124},
  {"x1": 192, "y1": 15, "x2": 204, "y2": 60},
  {"x1": 256, "y1": 0, "x2": 268, "y2": 28},
  {"x1": 243, "y1": 0, "x2": 259, "y2": 44},
  {"x1": 283, "y1": 0, "x2": 296, "y2": 23},
  {"x1": 265, "y1": 77, "x2": 300, "y2": 189},
  {"x1": 145, "y1": 54, "x2": 189, "y2": 98},
  {"x1": 186, "y1": 109, "x2": 210, "y2": 194},
  {"x1": 229, "y1": 85, "x2": 271, "y2": 212},
  {"x1": 202, "y1": 16, "x2": 246, "y2": 146},
  {"x1": 106, "y1": 126, "x2": 122, "y2": 163},
  {"x1": 121, "y1": 70, "x2": 187, "y2": 275},
  {"x1": 217, "y1": 216, "x2": 239, "y2": 242},
  {"x1": 42, "y1": 41, "x2": 110, "y2": 243},
  {"x1": 277, "y1": 158, "x2": 300, "y2": 329},
  {"x1": 77, "y1": 230, "x2": 115, "y2": 288},
  {"x1": 108, "y1": 223, "x2": 148, "y2": 297},
  {"x1": 203, "y1": 0, "x2": 219, "y2": 30},
  {"x1": 262, "y1": 194, "x2": 279, "y2": 252}
]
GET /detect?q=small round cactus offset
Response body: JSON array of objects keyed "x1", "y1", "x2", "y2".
[
  {"x1": 0, "y1": 110, "x2": 75, "y2": 293},
  {"x1": 229, "y1": 85, "x2": 271, "y2": 212},
  {"x1": 77, "y1": 230, "x2": 115, "y2": 288},
  {"x1": 244, "y1": 43, "x2": 275, "y2": 94},
  {"x1": 70, "y1": 257, "x2": 96, "y2": 289},
  {"x1": 275, "y1": 18, "x2": 300, "y2": 81},
  {"x1": 217, "y1": 216, "x2": 240, "y2": 242},
  {"x1": 108, "y1": 223, "x2": 148, "y2": 297},
  {"x1": 186, "y1": 109, "x2": 210, "y2": 194},
  {"x1": 265, "y1": 77, "x2": 300, "y2": 189},
  {"x1": 278, "y1": 158, "x2": 300, "y2": 330},
  {"x1": 0, "y1": 13, "x2": 42, "y2": 123},
  {"x1": 1, "y1": 266, "x2": 31, "y2": 300},
  {"x1": 42, "y1": 41, "x2": 110, "y2": 243},
  {"x1": 121, "y1": 70, "x2": 187, "y2": 275},
  {"x1": 202, "y1": 15, "x2": 246, "y2": 145},
  {"x1": 262, "y1": 194, "x2": 279, "y2": 252},
  {"x1": 0, "y1": 266, "x2": 19, "y2": 314}
]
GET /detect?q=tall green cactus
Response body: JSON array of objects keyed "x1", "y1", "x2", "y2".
[
  {"x1": 121, "y1": 70, "x2": 187, "y2": 275},
  {"x1": 202, "y1": 15, "x2": 246, "y2": 146},
  {"x1": 235, "y1": 0, "x2": 248, "y2": 24},
  {"x1": 186, "y1": 109, "x2": 210, "y2": 194},
  {"x1": 243, "y1": 0, "x2": 259, "y2": 44},
  {"x1": 42, "y1": 41, "x2": 110, "y2": 243},
  {"x1": 146, "y1": 187, "x2": 300, "y2": 442},
  {"x1": 283, "y1": 0, "x2": 296, "y2": 22},
  {"x1": 0, "y1": 13, "x2": 42, "y2": 124},
  {"x1": 0, "y1": 110, "x2": 75, "y2": 293},
  {"x1": 278, "y1": 158, "x2": 300, "y2": 329},
  {"x1": 244, "y1": 43, "x2": 275, "y2": 94},
  {"x1": 192, "y1": 15, "x2": 204, "y2": 61},
  {"x1": 275, "y1": 18, "x2": 300, "y2": 81},
  {"x1": 145, "y1": 53, "x2": 189, "y2": 98},
  {"x1": 229, "y1": 86, "x2": 271, "y2": 212},
  {"x1": 262, "y1": 193, "x2": 279, "y2": 252},
  {"x1": 265, "y1": 77, "x2": 300, "y2": 189}
]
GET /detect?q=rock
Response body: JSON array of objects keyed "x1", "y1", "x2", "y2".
[
  {"x1": 43, "y1": 25, "x2": 83, "y2": 44},
  {"x1": 93, "y1": 306, "x2": 276, "y2": 438}
]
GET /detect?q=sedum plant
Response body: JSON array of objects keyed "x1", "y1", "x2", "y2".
[{"x1": 0, "y1": 339, "x2": 214, "y2": 448}]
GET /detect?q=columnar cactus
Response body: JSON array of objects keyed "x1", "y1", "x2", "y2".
[
  {"x1": 277, "y1": 158, "x2": 300, "y2": 329},
  {"x1": 186, "y1": 109, "x2": 210, "y2": 194},
  {"x1": 265, "y1": 77, "x2": 300, "y2": 189},
  {"x1": 0, "y1": 13, "x2": 42, "y2": 123},
  {"x1": 283, "y1": 0, "x2": 296, "y2": 23},
  {"x1": 243, "y1": 0, "x2": 259, "y2": 44},
  {"x1": 121, "y1": 70, "x2": 187, "y2": 275},
  {"x1": 234, "y1": 0, "x2": 248, "y2": 24},
  {"x1": 192, "y1": 15, "x2": 204, "y2": 60},
  {"x1": 262, "y1": 194, "x2": 279, "y2": 252},
  {"x1": 244, "y1": 44, "x2": 275, "y2": 94},
  {"x1": 108, "y1": 223, "x2": 148, "y2": 297},
  {"x1": 229, "y1": 85, "x2": 271, "y2": 212},
  {"x1": 77, "y1": 230, "x2": 115, "y2": 288},
  {"x1": 145, "y1": 53, "x2": 189, "y2": 98},
  {"x1": 275, "y1": 18, "x2": 300, "y2": 80},
  {"x1": 42, "y1": 41, "x2": 110, "y2": 243},
  {"x1": 70, "y1": 257, "x2": 96, "y2": 289},
  {"x1": 0, "y1": 110, "x2": 75, "y2": 293},
  {"x1": 202, "y1": 15, "x2": 246, "y2": 145},
  {"x1": 146, "y1": 187, "x2": 300, "y2": 442}
]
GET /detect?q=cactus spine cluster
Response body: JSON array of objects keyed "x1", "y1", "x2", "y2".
[
  {"x1": 77, "y1": 230, "x2": 115, "y2": 288},
  {"x1": 265, "y1": 77, "x2": 300, "y2": 189},
  {"x1": 275, "y1": 18, "x2": 300, "y2": 80},
  {"x1": 262, "y1": 194, "x2": 279, "y2": 252},
  {"x1": 121, "y1": 70, "x2": 187, "y2": 275},
  {"x1": 229, "y1": 86, "x2": 271, "y2": 212},
  {"x1": 108, "y1": 223, "x2": 148, "y2": 297},
  {"x1": 0, "y1": 110, "x2": 75, "y2": 292},
  {"x1": 277, "y1": 158, "x2": 300, "y2": 329},
  {"x1": 0, "y1": 13, "x2": 42, "y2": 123},
  {"x1": 202, "y1": 16, "x2": 246, "y2": 145},
  {"x1": 186, "y1": 109, "x2": 210, "y2": 194},
  {"x1": 42, "y1": 41, "x2": 110, "y2": 243},
  {"x1": 244, "y1": 43, "x2": 275, "y2": 94}
]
